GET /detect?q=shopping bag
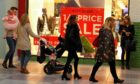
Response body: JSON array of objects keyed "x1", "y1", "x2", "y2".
[
  {"x1": 92, "y1": 36, "x2": 99, "y2": 47},
  {"x1": 37, "y1": 48, "x2": 46, "y2": 63},
  {"x1": 80, "y1": 36, "x2": 94, "y2": 53},
  {"x1": 37, "y1": 55, "x2": 46, "y2": 64}
]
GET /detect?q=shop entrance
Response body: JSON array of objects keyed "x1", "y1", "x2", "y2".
[
  {"x1": 112, "y1": 0, "x2": 129, "y2": 19},
  {"x1": 28, "y1": 0, "x2": 127, "y2": 60}
]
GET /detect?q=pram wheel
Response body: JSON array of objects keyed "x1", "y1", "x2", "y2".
[
  {"x1": 43, "y1": 60, "x2": 72, "y2": 75},
  {"x1": 44, "y1": 63, "x2": 54, "y2": 74}
]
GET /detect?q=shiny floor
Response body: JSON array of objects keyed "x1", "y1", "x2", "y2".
[{"x1": 0, "y1": 61, "x2": 140, "y2": 84}]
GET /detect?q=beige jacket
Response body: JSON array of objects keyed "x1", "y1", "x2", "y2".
[{"x1": 17, "y1": 23, "x2": 39, "y2": 50}]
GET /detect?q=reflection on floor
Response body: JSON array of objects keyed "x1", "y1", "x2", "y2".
[{"x1": 0, "y1": 61, "x2": 140, "y2": 84}]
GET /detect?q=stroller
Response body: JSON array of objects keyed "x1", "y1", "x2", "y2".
[{"x1": 37, "y1": 36, "x2": 72, "y2": 75}]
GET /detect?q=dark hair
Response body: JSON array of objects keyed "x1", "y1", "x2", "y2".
[
  {"x1": 10, "y1": 7, "x2": 18, "y2": 10},
  {"x1": 68, "y1": 15, "x2": 77, "y2": 25}
]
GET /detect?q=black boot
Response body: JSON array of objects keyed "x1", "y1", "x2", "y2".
[
  {"x1": 62, "y1": 65, "x2": 70, "y2": 80},
  {"x1": 89, "y1": 79, "x2": 98, "y2": 82},
  {"x1": 9, "y1": 64, "x2": 16, "y2": 68},
  {"x1": 2, "y1": 63, "x2": 8, "y2": 69},
  {"x1": 114, "y1": 79, "x2": 124, "y2": 83},
  {"x1": 89, "y1": 77, "x2": 98, "y2": 82},
  {"x1": 62, "y1": 73, "x2": 70, "y2": 80},
  {"x1": 74, "y1": 74, "x2": 82, "y2": 79},
  {"x1": 89, "y1": 62, "x2": 102, "y2": 82}
]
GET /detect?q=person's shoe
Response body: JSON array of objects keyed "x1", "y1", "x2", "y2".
[
  {"x1": 62, "y1": 74, "x2": 70, "y2": 80},
  {"x1": 114, "y1": 79, "x2": 124, "y2": 83},
  {"x1": 23, "y1": 71, "x2": 29, "y2": 74},
  {"x1": 126, "y1": 66, "x2": 130, "y2": 70},
  {"x1": 89, "y1": 78, "x2": 98, "y2": 82},
  {"x1": 121, "y1": 66, "x2": 125, "y2": 69},
  {"x1": 9, "y1": 65, "x2": 16, "y2": 68},
  {"x1": 20, "y1": 68, "x2": 29, "y2": 74},
  {"x1": 2, "y1": 63, "x2": 8, "y2": 69},
  {"x1": 74, "y1": 74, "x2": 82, "y2": 79},
  {"x1": 24, "y1": 68, "x2": 29, "y2": 74}
]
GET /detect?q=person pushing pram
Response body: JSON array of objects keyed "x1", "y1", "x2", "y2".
[
  {"x1": 37, "y1": 36, "x2": 72, "y2": 75},
  {"x1": 37, "y1": 35, "x2": 65, "y2": 61}
]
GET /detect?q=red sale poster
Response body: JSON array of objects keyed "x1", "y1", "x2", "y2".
[
  {"x1": 60, "y1": 7, "x2": 104, "y2": 43},
  {"x1": 34, "y1": 7, "x2": 104, "y2": 46}
]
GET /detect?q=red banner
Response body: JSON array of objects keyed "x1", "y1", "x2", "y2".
[
  {"x1": 34, "y1": 7, "x2": 104, "y2": 46},
  {"x1": 34, "y1": 36, "x2": 59, "y2": 46},
  {"x1": 60, "y1": 7, "x2": 104, "y2": 43}
]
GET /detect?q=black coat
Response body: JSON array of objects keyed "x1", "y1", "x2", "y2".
[
  {"x1": 65, "y1": 23, "x2": 82, "y2": 52},
  {"x1": 119, "y1": 24, "x2": 135, "y2": 47}
]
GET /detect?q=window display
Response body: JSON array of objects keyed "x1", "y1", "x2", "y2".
[{"x1": 28, "y1": 0, "x2": 128, "y2": 59}]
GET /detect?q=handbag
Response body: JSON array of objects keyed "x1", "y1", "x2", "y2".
[
  {"x1": 37, "y1": 40, "x2": 46, "y2": 64},
  {"x1": 55, "y1": 42, "x2": 65, "y2": 58},
  {"x1": 37, "y1": 55, "x2": 46, "y2": 64},
  {"x1": 80, "y1": 36, "x2": 94, "y2": 53},
  {"x1": 92, "y1": 36, "x2": 99, "y2": 47}
]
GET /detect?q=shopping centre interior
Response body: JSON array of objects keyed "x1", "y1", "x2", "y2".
[{"x1": 0, "y1": 0, "x2": 140, "y2": 84}]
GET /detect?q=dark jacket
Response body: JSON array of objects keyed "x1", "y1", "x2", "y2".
[
  {"x1": 65, "y1": 23, "x2": 82, "y2": 52},
  {"x1": 119, "y1": 24, "x2": 135, "y2": 47},
  {"x1": 95, "y1": 28, "x2": 115, "y2": 62}
]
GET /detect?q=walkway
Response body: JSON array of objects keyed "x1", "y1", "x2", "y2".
[{"x1": 0, "y1": 61, "x2": 140, "y2": 84}]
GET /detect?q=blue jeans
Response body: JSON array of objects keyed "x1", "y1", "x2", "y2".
[
  {"x1": 20, "y1": 50, "x2": 31, "y2": 68},
  {"x1": 3, "y1": 37, "x2": 16, "y2": 65}
]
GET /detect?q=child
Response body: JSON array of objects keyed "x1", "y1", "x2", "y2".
[{"x1": 2, "y1": 10, "x2": 19, "y2": 39}]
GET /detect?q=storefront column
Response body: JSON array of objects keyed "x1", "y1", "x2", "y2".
[{"x1": 18, "y1": 0, "x2": 27, "y2": 19}]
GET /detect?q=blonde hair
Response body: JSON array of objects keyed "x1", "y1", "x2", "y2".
[
  {"x1": 20, "y1": 14, "x2": 29, "y2": 26},
  {"x1": 103, "y1": 17, "x2": 115, "y2": 29}
]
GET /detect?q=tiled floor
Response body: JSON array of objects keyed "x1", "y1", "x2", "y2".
[{"x1": 0, "y1": 61, "x2": 140, "y2": 84}]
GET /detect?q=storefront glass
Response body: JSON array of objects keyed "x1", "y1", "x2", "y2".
[{"x1": 28, "y1": 0, "x2": 129, "y2": 60}]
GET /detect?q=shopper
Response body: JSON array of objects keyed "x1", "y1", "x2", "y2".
[
  {"x1": 2, "y1": 9, "x2": 19, "y2": 69},
  {"x1": 17, "y1": 14, "x2": 40, "y2": 74},
  {"x1": 119, "y1": 16, "x2": 135, "y2": 69},
  {"x1": 62, "y1": 15, "x2": 82, "y2": 80},
  {"x1": 10, "y1": 7, "x2": 18, "y2": 15},
  {"x1": 89, "y1": 17, "x2": 124, "y2": 83},
  {"x1": 10, "y1": 6, "x2": 21, "y2": 60}
]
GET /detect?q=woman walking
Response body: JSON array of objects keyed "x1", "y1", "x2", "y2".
[
  {"x1": 62, "y1": 15, "x2": 82, "y2": 80},
  {"x1": 89, "y1": 17, "x2": 124, "y2": 83},
  {"x1": 17, "y1": 14, "x2": 40, "y2": 74}
]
